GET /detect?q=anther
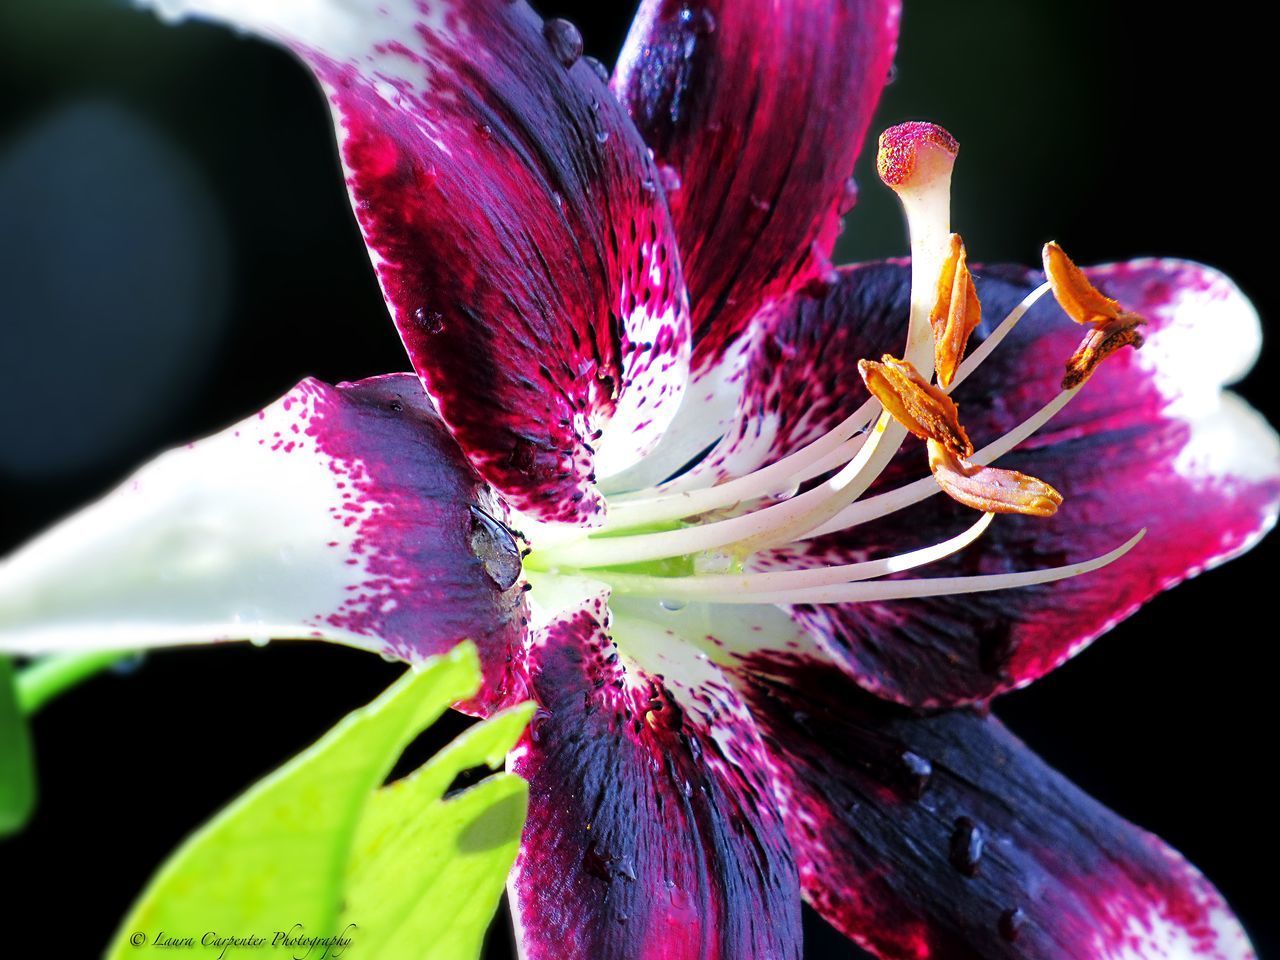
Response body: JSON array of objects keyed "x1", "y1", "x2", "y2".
[
  {"x1": 931, "y1": 233, "x2": 982, "y2": 387},
  {"x1": 858, "y1": 355, "x2": 972, "y2": 456},
  {"x1": 1043, "y1": 242, "x2": 1146, "y2": 388},
  {"x1": 927, "y1": 439, "x2": 1063, "y2": 517}
]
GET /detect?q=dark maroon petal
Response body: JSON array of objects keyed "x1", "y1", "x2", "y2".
[
  {"x1": 613, "y1": 0, "x2": 899, "y2": 372},
  {"x1": 737, "y1": 654, "x2": 1255, "y2": 959},
  {"x1": 679, "y1": 260, "x2": 912, "y2": 489},
  {"x1": 0, "y1": 375, "x2": 527, "y2": 711},
  {"x1": 508, "y1": 597, "x2": 801, "y2": 960},
  {"x1": 152, "y1": 0, "x2": 691, "y2": 523},
  {"x1": 713, "y1": 259, "x2": 1278, "y2": 705}
]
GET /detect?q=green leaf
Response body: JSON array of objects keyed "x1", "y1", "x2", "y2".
[
  {"x1": 344, "y1": 700, "x2": 535, "y2": 960},
  {"x1": 0, "y1": 656, "x2": 37, "y2": 835},
  {"x1": 107, "y1": 642, "x2": 531, "y2": 960}
]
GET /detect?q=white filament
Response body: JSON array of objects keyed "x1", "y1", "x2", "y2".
[
  {"x1": 691, "y1": 529, "x2": 1144, "y2": 605},
  {"x1": 595, "y1": 512, "x2": 994, "y2": 599}
]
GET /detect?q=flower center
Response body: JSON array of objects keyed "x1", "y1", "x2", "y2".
[{"x1": 520, "y1": 122, "x2": 1147, "y2": 609}]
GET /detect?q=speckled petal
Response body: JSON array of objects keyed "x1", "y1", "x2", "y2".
[
  {"x1": 0, "y1": 375, "x2": 527, "y2": 709},
  {"x1": 507, "y1": 588, "x2": 801, "y2": 960},
  {"x1": 737, "y1": 653, "x2": 1255, "y2": 960},
  {"x1": 145, "y1": 0, "x2": 691, "y2": 522}
]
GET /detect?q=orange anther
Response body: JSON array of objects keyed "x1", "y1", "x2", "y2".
[
  {"x1": 858, "y1": 355, "x2": 973, "y2": 457},
  {"x1": 931, "y1": 234, "x2": 982, "y2": 388},
  {"x1": 927, "y1": 441, "x2": 1063, "y2": 517}
]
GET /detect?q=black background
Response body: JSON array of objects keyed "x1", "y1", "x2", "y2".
[{"x1": 1, "y1": 2, "x2": 1275, "y2": 957}]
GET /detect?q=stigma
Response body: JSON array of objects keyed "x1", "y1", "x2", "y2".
[{"x1": 524, "y1": 122, "x2": 1146, "y2": 610}]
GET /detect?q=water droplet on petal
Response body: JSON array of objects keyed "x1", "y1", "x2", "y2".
[
  {"x1": 544, "y1": 18, "x2": 583, "y2": 68},
  {"x1": 998, "y1": 907, "x2": 1026, "y2": 942},
  {"x1": 413, "y1": 306, "x2": 445, "y2": 334},
  {"x1": 595, "y1": 129, "x2": 611, "y2": 144},
  {"x1": 657, "y1": 163, "x2": 682, "y2": 192},
  {"x1": 660, "y1": 598, "x2": 687, "y2": 612},
  {"x1": 886, "y1": 62, "x2": 899, "y2": 85},
  {"x1": 583, "y1": 55, "x2": 610, "y2": 84},
  {"x1": 679, "y1": 6, "x2": 717, "y2": 35},
  {"x1": 468, "y1": 504, "x2": 522, "y2": 590},
  {"x1": 248, "y1": 634, "x2": 270, "y2": 648},
  {"x1": 898, "y1": 750, "x2": 932, "y2": 799},
  {"x1": 949, "y1": 816, "x2": 984, "y2": 876}
]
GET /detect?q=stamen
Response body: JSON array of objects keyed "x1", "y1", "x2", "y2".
[
  {"x1": 535, "y1": 412, "x2": 901, "y2": 568},
  {"x1": 931, "y1": 234, "x2": 982, "y2": 387},
  {"x1": 1043, "y1": 242, "x2": 1146, "y2": 388},
  {"x1": 1062, "y1": 322, "x2": 1145, "y2": 390},
  {"x1": 927, "y1": 440, "x2": 1062, "y2": 517},
  {"x1": 803, "y1": 386, "x2": 1080, "y2": 539},
  {"x1": 859, "y1": 355, "x2": 972, "y2": 455},
  {"x1": 599, "y1": 398, "x2": 879, "y2": 529},
  {"x1": 685, "y1": 529, "x2": 1145, "y2": 605},
  {"x1": 599, "y1": 282, "x2": 1049, "y2": 530},
  {"x1": 596, "y1": 512, "x2": 994, "y2": 599}
]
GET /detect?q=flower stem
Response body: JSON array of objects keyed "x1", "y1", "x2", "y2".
[{"x1": 16, "y1": 650, "x2": 133, "y2": 715}]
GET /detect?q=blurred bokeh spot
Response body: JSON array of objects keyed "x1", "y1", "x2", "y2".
[{"x1": 0, "y1": 99, "x2": 229, "y2": 479}]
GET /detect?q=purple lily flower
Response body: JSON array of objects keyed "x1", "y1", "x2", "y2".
[{"x1": 2, "y1": 0, "x2": 1278, "y2": 957}]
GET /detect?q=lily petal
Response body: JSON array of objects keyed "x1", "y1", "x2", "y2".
[
  {"x1": 145, "y1": 0, "x2": 691, "y2": 522},
  {"x1": 0, "y1": 375, "x2": 526, "y2": 709},
  {"x1": 507, "y1": 588, "x2": 801, "y2": 959},
  {"x1": 602, "y1": 0, "x2": 898, "y2": 490},
  {"x1": 737, "y1": 654, "x2": 1255, "y2": 960},
  {"x1": 707, "y1": 259, "x2": 1278, "y2": 706},
  {"x1": 614, "y1": 0, "x2": 900, "y2": 372}
]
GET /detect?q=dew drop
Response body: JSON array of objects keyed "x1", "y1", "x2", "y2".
[
  {"x1": 544, "y1": 18, "x2": 583, "y2": 67},
  {"x1": 583, "y1": 838, "x2": 614, "y2": 879},
  {"x1": 583, "y1": 55, "x2": 610, "y2": 84},
  {"x1": 897, "y1": 750, "x2": 932, "y2": 799},
  {"x1": 998, "y1": 907, "x2": 1026, "y2": 942},
  {"x1": 949, "y1": 816, "x2": 984, "y2": 876},
  {"x1": 660, "y1": 598, "x2": 687, "y2": 612},
  {"x1": 413, "y1": 306, "x2": 445, "y2": 334},
  {"x1": 886, "y1": 62, "x2": 899, "y2": 85},
  {"x1": 468, "y1": 504, "x2": 522, "y2": 590},
  {"x1": 657, "y1": 163, "x2": 682, "y2": 193},
  {"x1": 379, "y1": 650, "x2": 400, "y2": 663},
  {"x1": 248, "y1": 634, "x2": 270, "y2": 648},
  {"x1": 679, "y1": 6, "x2": 717, "y2": 35},
  {"x1": 595, "y1": 129, "x2": 611, "y2": 144}
]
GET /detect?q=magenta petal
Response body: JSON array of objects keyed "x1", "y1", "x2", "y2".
[
  {"x1": 725, "y1": 259, "x2": 1278, "y2": 706},
  {"x1": 508, "y1": 600, "x2": 801, "y2": 959},
  {"x1": 158, "y1": 0, "x2": 692, "y2": 522},
  {"x1": 614, "y1": 0, "x2": 899, "y2": 372},
  {"x1": 0, "y1": 375, "x2": 527, "y2": 711},
  {"x1": 737, "y1": 655, "x2": 1255, "y2": 959}
]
